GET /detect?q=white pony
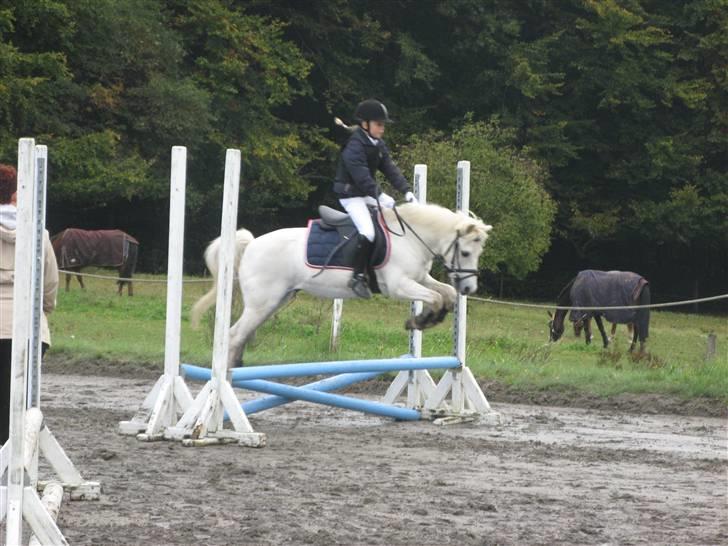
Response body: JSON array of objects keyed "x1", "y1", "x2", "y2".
[
  {"x1": 190, "y1": 228, "x2": 255, "y2": 329},
  {"x1": 224, "y1": 202, "x2": 492, "y2": 368}
]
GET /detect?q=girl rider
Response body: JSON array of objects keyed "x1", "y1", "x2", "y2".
[{"x1": 333, "y1": 99, "x2": 416, "y2": 298}]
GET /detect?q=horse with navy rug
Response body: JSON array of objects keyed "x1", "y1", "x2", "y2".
[
  {"x1": 548, "y1": 270, "x2": 650, "y2": 352},
  {"x1": 51, "y1": 228, "x2": 139, "y2": 296},
  {"x1": 222, "y1": 202, "x2": 492, "y2": 368}
]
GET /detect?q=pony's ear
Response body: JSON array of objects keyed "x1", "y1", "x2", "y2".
[{"x1": 547, "y1": 310, "x2": 553, "y2": 318}]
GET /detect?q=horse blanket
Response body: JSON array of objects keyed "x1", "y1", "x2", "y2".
[
  {"x1": 569, "y1": 270, "x2": 648, "y2": 325},
  {"x1": 52, "y1": 228, "x2": 139, "y2": 268},
  {"x1": 305, "y1": 210, "x2": 390, "y2": 271}
]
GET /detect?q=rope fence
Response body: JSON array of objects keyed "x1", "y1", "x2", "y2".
[
  {"x1": 58, "y1": 269, "x2": 212, "y2": 284},
  {"x1": 60, "y1": 268, "x2": 727, "y2": 311},
  {"x1": 469, "y1": 294, "x2": 728, "y2": 311}
]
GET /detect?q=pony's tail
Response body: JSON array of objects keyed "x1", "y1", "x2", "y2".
[{"x1": 190, "y1": 229, "x2": 255, "y2": 329}]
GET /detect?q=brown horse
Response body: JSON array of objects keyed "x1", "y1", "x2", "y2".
[{"x1": 51, "y1": 228, "x2": 139, "y2": 295}]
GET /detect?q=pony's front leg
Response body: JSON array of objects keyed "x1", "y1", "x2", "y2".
[
  {"x1": 421, "y1": 275, "x2": 457, "y2": 311},
  {"x1": 387, "y1": 278, "x2": 444, "y2": 330}
]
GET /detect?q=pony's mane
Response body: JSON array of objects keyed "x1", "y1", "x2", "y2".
[{"x1": 383, "y1": 202, "x2": 492, "y2": 241}]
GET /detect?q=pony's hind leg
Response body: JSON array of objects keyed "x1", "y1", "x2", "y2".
[{"x1": 228, "y1": 290, "x2": 295, "y2": 368}]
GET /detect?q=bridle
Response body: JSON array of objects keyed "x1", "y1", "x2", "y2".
[{"x1": 382, "y1": 204, "x2": 480, "y2": 291}]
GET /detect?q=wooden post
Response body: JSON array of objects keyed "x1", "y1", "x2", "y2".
[{"x1": 705, "y1": 333, "x2": 717, "y2": 362}]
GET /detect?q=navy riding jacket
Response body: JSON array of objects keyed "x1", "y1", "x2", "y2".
[{"x1": 333, "y1": 127, "x2": 410, "y2": 199}]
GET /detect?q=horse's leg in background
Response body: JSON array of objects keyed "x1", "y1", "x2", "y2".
[
  {"x1": 633, "y1": 284, "x2": 650, "y2": 353},
  {"x1": 629, "y1": 324, "x2": 638, "y2": 353},
  {"x1": 122, "y1": 242, "x2": 138, "y2": 297},
  {"x1": 584, "y1": 317, "x2": 592, "y2": 345},
  {"x1": 65, "y1": 272, "x2": 71, "y2": 292},
  {"x1": 75, "y1": 269, "x2": 85, "y2": 290},
  {"x1": 593, "y1": 315, "x2": 610, "y2": 348},
  {"x1": 609, "y1": 322, "x2": 618, "y2": 341}
]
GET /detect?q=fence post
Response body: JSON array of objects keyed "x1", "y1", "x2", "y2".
[{"x1": 704, "y1": 333, "x2": 717, "y2": 362}]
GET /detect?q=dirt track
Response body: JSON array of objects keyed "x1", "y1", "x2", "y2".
[{"x1": 11, "y1": 373, "x2": 728, "y2": 545}]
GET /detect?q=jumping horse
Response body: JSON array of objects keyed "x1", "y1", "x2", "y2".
[
  {"x1": 202, "y1": 202, "x2": 492, "y2": 368},
  {"x1": 548, "y1": 270, "x2": 650, "y2": 352},
  {"x1": 51, "y1": 228, "x2": 139, "y2": 296}
]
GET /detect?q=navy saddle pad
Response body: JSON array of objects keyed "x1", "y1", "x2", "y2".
[{"x1": 305, "y1": 207, "x2": 390, "y2": 270}]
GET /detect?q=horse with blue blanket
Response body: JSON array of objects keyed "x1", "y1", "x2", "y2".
[{"x1": 548, "y1": 270, "x2": 650, "y2": 353}]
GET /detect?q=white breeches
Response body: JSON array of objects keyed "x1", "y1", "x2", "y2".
[{"x1": 339, "y1": 196, "x2": 377, "y2": 242}]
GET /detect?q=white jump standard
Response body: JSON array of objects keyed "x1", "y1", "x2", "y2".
[
  {"x1": 119, "y1": 146, "x2": 194, "y2": 440},
  {"x1": 1, "y1": 138, "x2": 100, "y2": 546},
  {"x1": 164, "y1": 149, "x2": 265, "y2": 447}
]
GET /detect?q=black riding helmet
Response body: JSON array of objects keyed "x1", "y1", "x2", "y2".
[{"x1": 354, "y1": 99, "x2": 393, "y2": 123}]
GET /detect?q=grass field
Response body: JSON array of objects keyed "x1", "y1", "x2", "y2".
[{"x1": 48, "y1": 269, "x2": 728, "y2": 404}]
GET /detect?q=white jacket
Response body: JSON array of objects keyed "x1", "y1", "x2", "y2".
[{"x1": 0, "y1": 207, "x2": 59, "y2": 344}]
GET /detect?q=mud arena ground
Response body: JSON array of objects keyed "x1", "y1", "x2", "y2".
[{"x1": 6, "y1": 370, "x2": 727, "y2": 545}]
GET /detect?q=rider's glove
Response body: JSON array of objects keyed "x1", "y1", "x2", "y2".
[
  {"x1": 377, "y1": 192, "x2": 395, "y2": 209},
  {"x1": 404, "y1": 191, "x2": 417, "y2": 203}
]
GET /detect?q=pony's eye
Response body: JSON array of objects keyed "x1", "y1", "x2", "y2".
[{"x1": 461, "y1": 251, "x2": 471, "y2": 258}]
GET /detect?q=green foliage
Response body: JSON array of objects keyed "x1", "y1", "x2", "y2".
[
  {"x1": 0, "y1": 0, "x2": 724, "y2": 296},
  {"x1": 51, "y1": 131, "x2": 158, "y2": 205},
  {"x1": 398, "y1": 119, "x2": 556, "y2": 279}
]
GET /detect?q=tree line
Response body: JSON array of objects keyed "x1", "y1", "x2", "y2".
[{"x1": 1, "y1": 0, "x2": 725, "y2": 307}]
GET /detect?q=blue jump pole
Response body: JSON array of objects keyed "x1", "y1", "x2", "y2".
[
  {"x1": 236, "y1": 379, "x2": 421, "y2": 421},
  {"x1": 181, "y1": 356, "x2": 460, "y2": 383},
  {"x1": 240, "y1": 371, "x2": 382, "y2": 415}
]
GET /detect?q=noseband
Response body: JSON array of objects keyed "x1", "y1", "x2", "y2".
[{"x1": 440, "y1": 235, "x2": 479, "y2": 290}]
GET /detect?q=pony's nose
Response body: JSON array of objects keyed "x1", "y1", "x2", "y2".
[{"x1": 461, "y1": 285, "x2": 472, "y2": 295}]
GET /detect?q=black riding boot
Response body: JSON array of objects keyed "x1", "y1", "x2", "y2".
[{"x1": 348, "y1": 234, "x2": 373, "y2": 299}]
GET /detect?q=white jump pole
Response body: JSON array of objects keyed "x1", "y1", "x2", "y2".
[
  {"x1": 119, "y1": 146, "x2": 194, "y2": 439},
  {"x1": 421, "y1": 161, "x2": 497, "y2": 422},
  {"x1": 165, "y1": 149, "x2": 265, "y2": 447}
]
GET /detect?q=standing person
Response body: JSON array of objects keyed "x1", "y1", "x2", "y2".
[
  {"x1": 0, "y1": 163, "x2": 59, "y2": 445},
  {"x1": 333, "y1": 99, "x2": 416, "y2": 298}
]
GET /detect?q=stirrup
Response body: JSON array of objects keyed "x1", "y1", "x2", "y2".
[{"x1": 348, "y1": 275, "x2": 372, "y2": 299}]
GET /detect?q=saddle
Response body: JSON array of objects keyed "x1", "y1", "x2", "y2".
[{"x1": 305, "y1": 206, "x2": 390, "y2": 285}]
